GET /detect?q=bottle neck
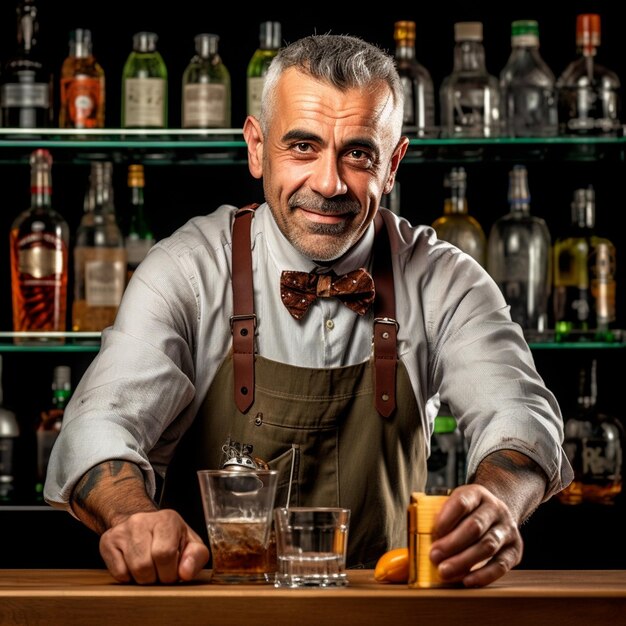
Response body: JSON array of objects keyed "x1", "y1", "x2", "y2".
[
  {"x1": 395, "y1": 42, "x2": 416, "y2": 60},
  {"x1": 130, "y1": 186, "x2": 145, "y2": 212},
  {"x1": 30, "y1": 169, "x2": 52, "y2": 209},
  {"x1": 453, "y1": 40, "x2": 486, "y2": 71},
  {"x1": 17, "y1": 5, "x2": 37, "y2": 53},
  {"x1": 577, "y1": 359, "x2": 598, "y2": 411}
]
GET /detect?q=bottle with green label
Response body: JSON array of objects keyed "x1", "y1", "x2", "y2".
[{"x1": 246, "y1": 21, "x2": 281, "y2": 119}]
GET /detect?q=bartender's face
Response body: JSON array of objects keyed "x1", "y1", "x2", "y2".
[{"x1": 244, "y1": 67, "x2": 408, "y2": 262}]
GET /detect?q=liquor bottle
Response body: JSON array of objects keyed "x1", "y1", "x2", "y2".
[
  {"x1": 556, "y1": 14, "x2": 621, "y2": 136},
  {"x1": 10, "y1": 149, "x2": 69, "y2": 341},
  {"x1": 182, "y1": 33, "x2": 231, "y2": 129},
  {"x1": 121, "y1": 32, "x2": 168, "y2": 129},
  {"x1": 557, "y1": 358, "x2": 623, "y2": 505},
  {"x1": 499, "y1": 20, "x2": 558, "y2": 138},
  {"x1": 0, "y1": 0, "x2": 53, "y2": 128},
  {"x1": 487, "y1": 165, "x2": 552, "y2": 335},
  {"x1": 426, "y1": 414, "x2": 466, "y2": 494},
  {"x1": 553, "y1": 186, "x2": 616, "y2": 341},
  {"x1": 439, "y1": 22, "x2": 501, "y2": 138},
  {"x1": 247, "y1": 21, "x2": 281, "y2": 119},
  {"x1": 0, "y1": 356, "x2": 20, "y2": 502},
  {"x1": 72, "y1": 161, "x2": 127, "y2": 332},
  {"x1": 35, "y1": 365, "x2": 71, "y2": 499},
  {"x1": 393, "y1": 20, "x2": 436, "y2": 137},
  {"x1": 59, "y1": 28, "x2": 105, "y2": 129},
  {"x1": 431, "y1": 167, "x2": 486, "y2": 267},
  {"x1": 125, "y1": 163, "x2": 155, "y2": 282}
]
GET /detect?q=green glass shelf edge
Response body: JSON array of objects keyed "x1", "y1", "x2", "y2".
[{"x1": 0, "y1": 129, "x2": 624, "y2": 149}]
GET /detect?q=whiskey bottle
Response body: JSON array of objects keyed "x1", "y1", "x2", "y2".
[
  {"x1": 431, "y1": 167, "x2": 486, "y2": 267},
  {"x1": 553, "y1": 186, "x2": 616, "y2": 341},
  {"x1": 122, "y1": 32, "x2": 168, "y2": 128},
  {"x1": 182, "y1": 34, "x2": 231, "y2": 129},
  {"x1": 59, "y1": 28, "x2": 105, "y2": 129},
  {"x1": 393, "y1": 20, "x2": 436, "y2": 137},
  {"x1": 72, "y1": 161, "x2": 127, "y2": 331},
  {"x1": 247, "y1": 21, "x2": 281, "y2": 119},
  {"x1": 557, "y1": 358, "x2": 623, "y2": 505},
  {"x1": 10, "y1": 149, "x2": 69, "y2": 340},
  {"x1": 1, "y1": 0, "x2": 53, "y2": 128},
  {"x1": 487, "y1": 165, "x2": 552, "y2": 334},
  {"x1": 440, "y1": 22, "x2": 501, "y2": 138},
  {"x1": 125, "y1": 163, "x2": 155, "y2": 281},
  {"x1": 556, "y1": 14, "x2": 621, "y2": 136},
  {"x1": 0, "y1": 356, "x2": 20, "y2": 502},
  {"x1": 35, "y1": 365, "x2": 71, "y2": 499},
  {"x1": 499, "y1": 20, "x2": 557, "y2": 138}
]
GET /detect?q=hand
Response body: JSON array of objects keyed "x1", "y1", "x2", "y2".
[
  {"x1": 428, "y1": 484, "x2": 523, "y2": 588},
  {"x1": 99, "y1": 508, "x2": 210, "y2": 584}
]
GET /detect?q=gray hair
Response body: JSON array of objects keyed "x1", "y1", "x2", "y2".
[{"x1": 259, "y1": 34, "x2": 404, "y2": 134}]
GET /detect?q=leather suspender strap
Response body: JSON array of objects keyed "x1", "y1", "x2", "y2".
[
  {"x1": 231, "y1": 203, "x2": 259, "y2": 413},
  {"x1": 372, "y1": 212, "x2": 398, "y2": 418}
]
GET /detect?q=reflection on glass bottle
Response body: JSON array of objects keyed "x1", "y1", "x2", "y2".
[
  {"x1": 247, "y1": 22, "x2": 281, "y2": 119},
  {"x1": 393, "y1": 20, "x2": 435, "y2": 137},
  {"x1": 553, "y1": 186, "x2": 616, "y2": 341},
  {"x1": 499, "y1": 20, "x2": 557, "y2": 137},
  {"x1": 182, "y1": 33, "x2": 231, "y2": 129},
  {"x1": 557, "y1": 358, "x2": 623, "y2": 505},
  {"x1": 440, "y1": 22, "x2": 501, "y2": 138},
  {"x1": 125, "y1": 163, "x2": 155, "y2": 282},
  {"x1": 556, "y1": 13, "x2": 621, "y2": 136},
  {"x1": 72, "y1": 162, "x2": 127, "y2": 331},
  {"x1": 431, "y1": 167, "x2": 486, "y2": 267},
  {"x1": 122, "y1": 32, "x2": 168, "y2": 129},
  {"x1": 0, "y1": 356, "x2": 20, "y2": 502},
  {"x1": 487, "y1": 165, "x2": 551, "y2": 335}
]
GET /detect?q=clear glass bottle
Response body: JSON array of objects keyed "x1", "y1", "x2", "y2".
[
  {"x1": 10, "y1": 149, "x2": 69, "y2": 340},
  {"x1": 0, "y1": 355, "x2": 20, "y2": 502},
  {"x1": 182, "y1": 33, "x2": 231, "y2": 129},
  {"x1": 247, "y1": 21, "x2": 281, "y2": 119},
  {"x1": 487, "y1": 165, "x2": 552, "y2": 335},
  {"x1": 393, "y1": 20, "x2": 436, "y2": 137},
  {"x1": 553, "y1": 186, "x2": 616, "y2": 341},
  {"x1": 439, "y1": 21, "x2": 501, "y2": 138},
  {"x1": 1, "y1": 0, "x2": 53, "y2": 128},
  {"x1": 431, "y1": 166, "x2": 486, "y2": 267},
  {"x1": 499, "y1": 20, "x2": 557, "y2": 137},
  {"x1": 35, "y1": 365, "x2": 71, "y2": 499},
  {"x1": 557, "y1": 358, "x2": 623, "y2": 505},
  {"x1": 59, "y1": 28, "x2": 105, "y2": 129},
  {"x1": 556, "y1": 13, "x2": 621, "y2": 136},
  {"x1": 121, "y1": 31, "x2": 168, "y2": 129},
  {"x1": 72, "y1": 161, "x2": 127, "y2": 332},
  {"x1": 125, "y1": 163, "x2": 155, "y2": 282}
]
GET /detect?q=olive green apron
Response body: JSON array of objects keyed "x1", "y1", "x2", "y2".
[{"x1": 161, "y1": 209, "x2": 427, "y2": 567}]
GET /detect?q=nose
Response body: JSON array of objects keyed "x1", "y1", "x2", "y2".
[{"x1": 308, "y1": 152, "x2": 348, "y2": 198}]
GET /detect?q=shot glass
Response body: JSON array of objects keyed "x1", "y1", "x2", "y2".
[
  {"x1": 197, "y1": 469, "x2": 278, "y2": 584},
  {"x1": 273, "y1": 506, "x2": 351, "y2": 588}
]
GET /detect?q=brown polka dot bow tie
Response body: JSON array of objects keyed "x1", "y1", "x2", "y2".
[{"x1": 280, "y1": 268, "x2": 376, "y2": 320}]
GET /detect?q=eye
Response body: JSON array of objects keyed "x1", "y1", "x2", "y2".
[
  {"x1": 346, "y1": 149, "x2": 374, "y2": 168},
  {"x1": 293, "y1": 142, "x2": 313, "y2": 153}
]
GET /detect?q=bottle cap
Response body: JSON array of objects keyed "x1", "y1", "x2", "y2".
[
  {"x1": 571, "y1": 185, "x2": 595, "y2": 228},
  {"x1": 128, "y1": 163, "x2": 145, "y2": 187},
  {"x1": 454, "y1": 22, "x2": 483, "y2": 42},
  {"x1": 194, "y1": 33, "x2": 219, "y2": 57},
  {"x1": 259, "y1": 21, "x2": 281, "y2": 50},
  {"x1": 511, "y1": 20, "x2": 539, "y2": 46},
  {"x1": 133, "y1": 31, "x2": 158, "y2": 53},
  {"x1": 53, "y1": 366, "x2": 71, "y2": 391},
  {"x1": 433, "y1": 416, "x2": 457, "y2": 434},
  {"x1": 576, "y1": 14, "x2": 600, "y2": 47},
  {"x1": 394, "y1": 20, "x2": 416, "y2": 44},
  {"x1": 69, "y1": 28, "x2": 93, "y2": 57}
]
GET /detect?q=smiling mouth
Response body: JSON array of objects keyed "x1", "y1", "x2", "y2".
[{"x1": 298, "y1": 207, "x2": 347, "y2": 224}]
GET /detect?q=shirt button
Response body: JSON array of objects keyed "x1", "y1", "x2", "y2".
[{"x1": 325, "y1": 319, "x2": 335, "y2": 330}]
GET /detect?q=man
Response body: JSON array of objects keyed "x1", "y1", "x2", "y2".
[{"x1": 45, "y1": 34, "x2": 572, "y2": 587}]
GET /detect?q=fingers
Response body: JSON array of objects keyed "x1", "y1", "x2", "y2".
[
  {"x1": 99, "y1": 510, "x2": 209, "y2": 584},
  {"x1": 429, "y1": 485, "x2": 523, "y2": 588}
]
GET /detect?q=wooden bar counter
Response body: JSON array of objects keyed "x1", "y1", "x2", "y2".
[{"x1": 1, "y1": 569, "x2": 625, "y2": 626}]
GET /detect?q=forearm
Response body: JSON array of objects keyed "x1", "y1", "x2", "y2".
[
  {"x1": 71, "y1": 460, "x2": 158, "y2": 535},
  {"x1": 470, "y1": 449, "x2": 548, "y2": 525}
]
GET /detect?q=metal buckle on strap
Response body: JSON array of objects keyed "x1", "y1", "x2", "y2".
[
  {"x1": 374, "y1": 316, "x2": 399, "y2": 331},
  {"x1": 229, "y1": 314, "x2": 257, "y2": 330}
]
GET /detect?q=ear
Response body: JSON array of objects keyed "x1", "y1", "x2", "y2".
[
  {"x1": 383, "y1": 136, "x2": 410, "y2": 195},
  {"x1": 243, "y1": 115, "x2": 264, "y2": 179}
]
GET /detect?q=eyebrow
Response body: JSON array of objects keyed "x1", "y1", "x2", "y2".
[{"x1": 281, "y1": 129, "x2": 380, "y2": 158}]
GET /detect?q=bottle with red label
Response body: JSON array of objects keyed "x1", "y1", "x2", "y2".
[{"x1": 59, "y1": 28, "x2": 105, "y2": 129}]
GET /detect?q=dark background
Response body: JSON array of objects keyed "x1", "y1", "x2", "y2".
[{"x1": 1, "y1": 1, "x2": 624, "y2": 569}]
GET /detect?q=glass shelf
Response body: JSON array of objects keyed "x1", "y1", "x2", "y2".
[{"x1": 0, "y1": 128, "x2": 624, "y2": 164}]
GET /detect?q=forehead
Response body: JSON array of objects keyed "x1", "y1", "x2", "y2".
[{"x1": 273, "y1": 67, "x2": 397, "y2": 139}]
